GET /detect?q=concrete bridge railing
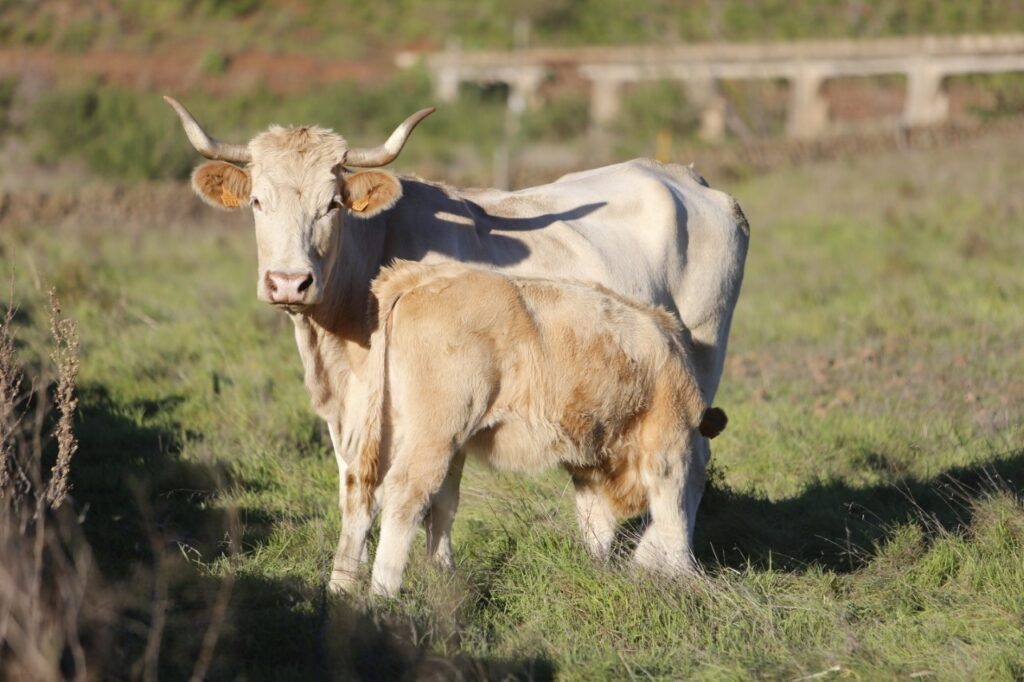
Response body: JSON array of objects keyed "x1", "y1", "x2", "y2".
[{"x1": 396, "y1": 35, "x2": 1024, "y2": 139}]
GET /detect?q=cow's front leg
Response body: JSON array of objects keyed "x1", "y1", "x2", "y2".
[
  {"x1": 330, "y1": 486, "x2": 377, "y2": 594},
  {"x1": 328, "y1": 421, "x2": 368, "y2": 565}
]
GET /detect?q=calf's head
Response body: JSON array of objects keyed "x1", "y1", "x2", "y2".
[{"x1": 165, "y1": 97, "x2": 433, "y2": 310}]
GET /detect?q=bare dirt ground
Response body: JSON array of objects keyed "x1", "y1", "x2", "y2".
[{"x1": 0, "y1": 46, "x2": 381, "y2": 95}]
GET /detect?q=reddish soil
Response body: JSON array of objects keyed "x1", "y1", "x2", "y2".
[{"x1": 0, "y1": 46, "x2": 383, "y2": 95}]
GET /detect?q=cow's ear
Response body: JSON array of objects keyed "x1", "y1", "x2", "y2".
[
  {"x1": 341, "y1": 170, "x2": 402, "y2": 218},
  {"x1": 191, "y1": 161, "x2": 251, "y2": 210}
]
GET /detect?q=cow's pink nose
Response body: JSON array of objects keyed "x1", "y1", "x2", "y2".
[{"x1": 265, "y1": 271, "x2": 314, "y2": 304}]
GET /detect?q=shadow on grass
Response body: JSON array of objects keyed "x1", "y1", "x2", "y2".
[
  {"x1": 70, "y1": 384, "x2": 555, "y2": 680},
  {"x1": 696, "y1": 448, "x2": 1024, "y2": 572}
]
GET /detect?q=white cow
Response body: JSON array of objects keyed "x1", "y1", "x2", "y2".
[{"x1": 165, "y1": 98, "x2": 749, "y2": 590}]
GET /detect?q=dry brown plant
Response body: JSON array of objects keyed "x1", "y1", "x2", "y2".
[
  {"x1": 0, "y1": 289, "x2": 99, "y2": 681},
  {"x1": 45, "y1": 289, "x2": 80, "y2": 510}
]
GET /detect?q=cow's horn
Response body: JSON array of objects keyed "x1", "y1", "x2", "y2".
[
  {"x1": 345, "y1": 107, "x2": 435, "y2": 167},
  {"x1": 163, "y1": 96, "x2": 252, "y2": 163}
]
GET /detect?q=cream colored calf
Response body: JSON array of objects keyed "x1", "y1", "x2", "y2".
[{"x1": 332, "y1": 262, "x2": 727, "y2": 596}]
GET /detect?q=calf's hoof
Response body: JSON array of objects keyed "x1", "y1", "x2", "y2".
[
  {"x1": 328, "y1": 571, "x2": 358, "y2": 595},
  {"x1": 633, "y1": 541, "x2": 698, "y2": 578}
]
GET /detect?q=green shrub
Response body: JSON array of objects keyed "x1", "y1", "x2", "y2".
[{"x1": 31, "y1": 86, "x2": 195, "y2": 181}]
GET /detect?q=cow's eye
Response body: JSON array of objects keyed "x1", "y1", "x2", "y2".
[
  {"x1": 324, "y1": 197, "x2": 342, "y2": 215},
  {"x1": 252, "y1": 197, "x2": 262, "y2": 211}
]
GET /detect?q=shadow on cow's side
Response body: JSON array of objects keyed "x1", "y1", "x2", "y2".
[
  {"x1": 389, "y1": 180, "x2": 611, "y2": 268},
  {"x1": 695, "y1": 448, "x2": 1024, "y2": 573}
]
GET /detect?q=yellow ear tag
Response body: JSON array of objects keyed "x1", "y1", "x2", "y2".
[
  {"x1": 350, "y1": 197, "x2": 370, "y2": 212},
  {"x1": 220, "y1": 186, "x2": 242, "y2": 208}
]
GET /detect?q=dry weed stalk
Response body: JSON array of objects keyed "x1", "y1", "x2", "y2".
[
  {"x1": 45, "y1": 289, "x2": 80, "y2": 509},
  {"x1": 0, "y1": 303, "x2": 20, "y2": 493},
  {"x1": 0, "y1": 289, "x2": 94, "y2": 681}
]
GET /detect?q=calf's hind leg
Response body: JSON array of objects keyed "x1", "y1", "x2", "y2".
[
  {"x1": 573, "y1": 482, "x2": 617, "y2": 562},
  {"x1": 425, "y1": 449, "x2": 466, "y2": 571},
  {"x1": 371, "y1": 437, "x2": 457, "y2": 597},
  {"x1": 633, "y1": 439, "x2": 699, "y2": 576}
]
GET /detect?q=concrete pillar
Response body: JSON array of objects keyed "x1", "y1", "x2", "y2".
[
  {"x1": 684, "y1": 77, "x2": 727, "y2": 142},
  {"x1": 904, "y1": 66, "x2": 949, "y2": 126},
  {"x1": 786, "y1": 69, "x2": 829, "y2": 138},
  {"x1": 590, "y1": 75, "x2": 624, "y2": 126},
  {"x1": 435, "y1": 65, "x2": 460, "y2": 102},
  {"x1": 434, "y1": 39, "x2": 461, "y2": 102},
  {"x1": 508, "y1": 67, "x2": 546, "y2": 113}
]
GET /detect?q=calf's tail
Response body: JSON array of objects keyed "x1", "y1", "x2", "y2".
[
  {"x1": 354, "y1": 291, "x2": 402, "y2": 512},
  {"x1": 698, "y1": 407, "x2": 728, "y2": 439}
]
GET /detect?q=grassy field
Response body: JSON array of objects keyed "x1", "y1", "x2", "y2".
[{"x1": 2, "y1": 132, "x2": 1023, "y2": 679}]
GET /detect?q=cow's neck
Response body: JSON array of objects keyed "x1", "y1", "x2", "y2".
[{"x1": 290, "y1": 213, "x2": 386, "y2": 423}]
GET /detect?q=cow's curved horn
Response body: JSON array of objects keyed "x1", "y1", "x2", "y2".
[
  {"x1": 345, "y1": 107, "x2": 435, "y2": 167},
  {"x1": 163, "y1": 96, "x2": 252, "y2": 163}
]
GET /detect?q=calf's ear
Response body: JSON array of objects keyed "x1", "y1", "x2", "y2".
[
  {"x1": 341, "y1": 170, "x2": 402, "y2": 218},
  {"x1": 191, "y1": 161, "x2": 251, "y2": 210},
  {"x1": 699, "y1": 407, "x2": 728, "y2": 439}
]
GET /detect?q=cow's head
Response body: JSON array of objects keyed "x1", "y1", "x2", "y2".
[{"x1": 165, "y1": 97, "x2": 433, "y2": 310}]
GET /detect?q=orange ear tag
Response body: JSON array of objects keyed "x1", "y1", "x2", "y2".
[
  {"x1": 220, "y1": 186, "x2": 243, "y2": 208},
  {"x1": 350, "y1": 197, "x2": 370, "y2": 212}
]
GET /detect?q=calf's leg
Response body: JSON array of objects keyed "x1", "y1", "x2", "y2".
[
  {"x1": 329, "y1": 488, "x2": 377, "y2": 594},
  {"x1": 573, "y1": 483, "x2": 617, "y2": 562},
  {"x1": 371, "y1": 438, "x2": 456, "y2": 597},
  {"x1": 425, "y1": 449, "x2": 466, "y2": 571},
  {"x1": 634, "y1": 440, "x2": 698, "y2": 576}
]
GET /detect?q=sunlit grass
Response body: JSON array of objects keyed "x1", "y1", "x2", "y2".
[{"x1": 2, "y1": 133, "x2": 1023, "y2": 678}]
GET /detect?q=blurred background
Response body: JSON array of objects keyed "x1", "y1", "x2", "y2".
[{"x1": 2, "y1": 0, "x2": 1024, "y2": 191}]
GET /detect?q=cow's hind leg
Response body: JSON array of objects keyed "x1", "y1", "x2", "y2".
[
  {"x1": 425, "y1": 449, "x2": 466, "y2": 572},
  {"x1": 634, "y1": 439, "x2": 698, "y2": 576},
  {"x1": 683, "y1": 436, "x2": 710, "y2": 551},
  {"x1": 371, "y1": 437, "x2": 456, "y2": 597}
]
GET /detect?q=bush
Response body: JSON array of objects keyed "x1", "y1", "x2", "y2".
[{"x1": 31, "y1": 86, "x2": 196, "y2": 181}]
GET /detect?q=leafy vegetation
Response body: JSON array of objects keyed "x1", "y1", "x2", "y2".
[
  {"x1": 1, "y1": 125, "x2": 1022, "y2": 678},
  {"x1": 4, "y1": 0, "x2": 1024, "y2": 56}
]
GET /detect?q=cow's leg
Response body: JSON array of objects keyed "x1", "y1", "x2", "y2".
[
  {"x1": 327, "y1": 422, "x2": 349, "y2": 511},
  {"x1": 328, "y1": 421, "x2": 369, "y2": 565},
  {"x1": 425, "y1": 449, "x2": 466, "y2": 572},
  {"x1": 634, "y1": 440, "x2": 697, "y2": 576},
  {"x1": 573, "y1": 483, "x2": 617, "y2": 562},
  {"x1": 683, "y1": 436, "x2": 710, "y2": 548},
  {"x1": 371, "y1": 438, "x2": 455, "y2": 597}
]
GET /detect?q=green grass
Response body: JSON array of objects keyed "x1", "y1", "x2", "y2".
[{"x1": 2, "y1": 133, "x2": 1023, "y2": 679}]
